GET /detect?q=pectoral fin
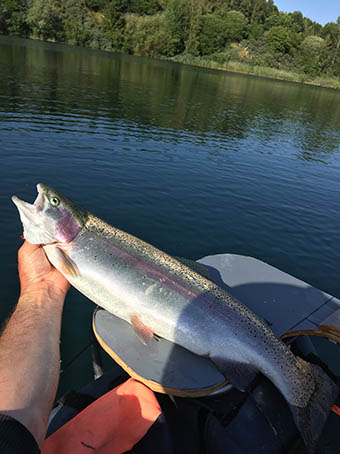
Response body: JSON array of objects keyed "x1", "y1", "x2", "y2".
[
  {"x1": 55, "y1": 247, "x2": 79, "y2": 278},
  {"x1": 130, "y1": 315, "x2": 154, "y2": 345}
]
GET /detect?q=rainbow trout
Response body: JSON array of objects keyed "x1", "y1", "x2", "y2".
[{"x1": 12, "y1": 184, "x2": 338, "y2": 452}]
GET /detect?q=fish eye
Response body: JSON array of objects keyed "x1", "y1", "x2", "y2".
[{"x1": 50, "y1": 196, "x2": 60, "y2": 207}]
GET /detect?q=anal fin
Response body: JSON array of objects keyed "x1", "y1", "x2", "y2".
[{"x1": 130, "y1": 315, "x2": 154, "y2": 345}]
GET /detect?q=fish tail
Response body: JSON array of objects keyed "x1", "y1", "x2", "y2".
[{"x1": 290, "y1": 363, "x2": 339, "y2": 453}]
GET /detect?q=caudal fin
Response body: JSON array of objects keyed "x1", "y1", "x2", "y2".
[{"x1": 290, "y1": 363, "x2": 339, "y2": 453}]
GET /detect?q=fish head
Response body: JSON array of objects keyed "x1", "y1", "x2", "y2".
[{"x1": 12, "y1": 184, "x2": 88, "y2": 244}]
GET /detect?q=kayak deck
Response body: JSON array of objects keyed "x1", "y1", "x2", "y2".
[{"x1": 198, "y1": 254, "x2": 340, "y2": 339}]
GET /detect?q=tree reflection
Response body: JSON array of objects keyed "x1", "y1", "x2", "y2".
[{"x1": 1, "y1": 36, "x2": 340, "y2": 163}]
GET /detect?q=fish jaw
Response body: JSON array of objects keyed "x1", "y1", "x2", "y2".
[{"x1": 12, "y1": 185, "x2": 56, "y2": 244}]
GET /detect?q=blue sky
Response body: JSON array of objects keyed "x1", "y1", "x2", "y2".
[{"x1": 274, "y1": 0, "x2": 338, "y2": 26}]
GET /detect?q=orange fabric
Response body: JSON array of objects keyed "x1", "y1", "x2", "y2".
[
  {"x1": 331, "y1": 404, "x2": 340, "y2": 416},
  {"x1": 42, "y1": 378, "x2": 161, "y2": 454}
]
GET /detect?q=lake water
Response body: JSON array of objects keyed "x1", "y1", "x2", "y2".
[{"x1": 1, "y1": 36, "x2": 340, "y2": 394}]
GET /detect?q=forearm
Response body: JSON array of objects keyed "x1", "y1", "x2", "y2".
[{"x1": 0, "y1": 288, "x2": 65, "y2": 447}]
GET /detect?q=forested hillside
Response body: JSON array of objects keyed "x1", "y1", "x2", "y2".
[{"x1": 1, "y1": 0, "x2": 340, "y2": 87}]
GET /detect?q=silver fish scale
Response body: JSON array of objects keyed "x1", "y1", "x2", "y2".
[{"x1": 55, "y1": 213, "x2": 315, "y2": 408}]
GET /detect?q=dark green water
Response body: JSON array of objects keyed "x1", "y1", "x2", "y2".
[{"x1": 1, "y1": 36, "x2": 340, "y2": 394}]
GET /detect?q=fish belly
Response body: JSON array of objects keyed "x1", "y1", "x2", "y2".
[{"x1": 44, "y1": 229, "x2": 213, "y2": 357}]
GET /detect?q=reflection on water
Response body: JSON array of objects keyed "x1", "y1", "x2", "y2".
[
  {"x1": 1, "y1": 36, "x2": 340, "y2": 162},
  {"x1": 1, "y1": 36, "x2": 340, "y2": 394}
]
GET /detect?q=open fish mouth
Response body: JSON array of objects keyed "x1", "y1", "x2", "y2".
[
  {"x1": 12, "y1": 184, "x2": 45, "y2": 220},
  {"x1": 12, "y1": 184, "x2": 57, "y2": 244}
]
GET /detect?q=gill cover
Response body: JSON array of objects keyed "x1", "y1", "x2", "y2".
[{"x1": 12, "y1": 184, "x2": 87, "y2": 244}]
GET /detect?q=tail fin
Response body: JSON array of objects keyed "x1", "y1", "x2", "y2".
[{"x1": 290, "y1": 363, "x2": 339, "y2": 453}]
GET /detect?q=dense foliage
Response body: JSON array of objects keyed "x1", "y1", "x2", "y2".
[{"x1": 1, "y1": 0, "x2": 340, "y2": 83}]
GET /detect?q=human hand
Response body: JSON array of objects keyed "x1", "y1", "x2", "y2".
[{"x1": 18, "y1": 241, "x2": 70, "y2": 300}]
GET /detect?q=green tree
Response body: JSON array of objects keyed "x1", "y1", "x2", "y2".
[
  {"x1": 198, "y1": 13, "x2": 227, "y2": 55},
  {"x1": 263, "y1": 0, "x2": 277, "y2": 22},
  {"x1": 202, "y1": 6, "x2": 246, "y2": 42},
  {"x1": 62, "y1": 0, "x2": 103, "y2": 47},
  {"x1": 26, "y1": 0, "x2": 64, "y2": 40},
  {"x1": 185, "y1": 0, "x2": 207, "y2": 56},
  {"x1": 249, "y1": 0, "x2": 269, "y2": 24},
  {"x1": 185, "y1": 13, "x2": 201, "y2": 56},
  {"x1": 290, "y1": 11, "x2": 304, "y2": 33},
  {"x1": 225, "y1": 10, "x2": 247, "y2": 41},
  {"x1": 164, "y1": 0, "x2": 188, "y2": 56},
  {"x1": 85, "y1": 0, "x2": 106, "y2": 11},
  {"x1": 124, "y1": 13, "x2": 168, "y2": 56},
  {"x1": 303, "y1": 17, "x2": 322, "y2": 38},
  {"x1": 0, "y1": 1, "x2": 10, "y2": 33},
  {"x1": 264, "y1": 12, "x2": 293, "y2": 31},
  {"x1": 299, "y1": 35, "x2": 324, "y2": 76},
  {"x1": 267, "y1": 25, "x2": 301, "y2": 54},
  {"x1": 102, "y1": 0, "x2": 126, "y2": 50},
  {"x1": 221, "y1": 0, "x2": 277, "y2": 24},
  {"x1": 321, "y1": 18, "x2": 340, "y2": 75},
  {"x1": 211, "y1": 0, "x2": 228, "y2": 19},
  {"x1": 247, "y1": 23, "x2": 264, "y2": 40},
  {"x1": 0, "y1": 0, "x2": 29, "y2": 35},
  {"x1": 129, "y1": 0, "x2": 160, "y2": 15}
]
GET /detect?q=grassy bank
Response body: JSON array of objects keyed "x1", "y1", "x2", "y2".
[{"x1": 169, "y1": 54, "x2": 340, "y2": 90}]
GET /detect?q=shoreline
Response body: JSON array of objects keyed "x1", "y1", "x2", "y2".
[
  {"x1": 3, "y1": 34, "x2": 339, "y2": 90},
  {"x1": 167, "y1": 55, "x2": 340, "y2": 90}
]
